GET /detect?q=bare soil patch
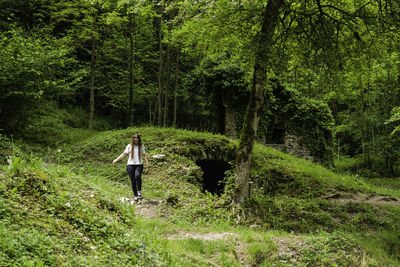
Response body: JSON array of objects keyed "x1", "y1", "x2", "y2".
[
  {"x1": 167, "y1": 231, "x2": 238, "y2": 241},
  {"x1": 272, "y1": 236, "x2": 309, "y2": 266},
  {"x1": 134, "y1": 199, "x2": 163, "y2": 219},
  {"x1": 323, "y1": 192, "x2": 399, "y2": 206}
]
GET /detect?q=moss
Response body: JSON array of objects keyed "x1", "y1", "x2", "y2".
[{"x1": 12, "y1": 170, "x2": 53, "y2": 196}]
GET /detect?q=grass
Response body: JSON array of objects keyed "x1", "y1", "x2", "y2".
[{"x1": 1, "y1": 126, "x2": 400, "y2": 266}]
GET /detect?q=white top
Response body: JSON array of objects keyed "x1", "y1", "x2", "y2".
[{"x1": 124, "y1": 144, "x2": 146, "y2": 165}]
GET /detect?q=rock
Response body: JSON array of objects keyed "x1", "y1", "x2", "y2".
[
  {"x1": 250, "y1": 224, "x2": 258, "y2": 229},
  {"x1": 151, "y1": 154, "x2": 166, "y2": 159}
]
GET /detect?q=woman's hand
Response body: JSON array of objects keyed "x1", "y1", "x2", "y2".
[{"x1": 112, "y1": 159, "x2": 118, "y2": 165}]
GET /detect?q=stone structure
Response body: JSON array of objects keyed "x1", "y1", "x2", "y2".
[{"x1": 266, "y1": 134, "x2": 313, "y2": 161}]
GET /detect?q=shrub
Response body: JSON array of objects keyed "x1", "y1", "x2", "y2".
[
  {"x1": 13, "y1": 170, "x2": 53, "y2": 197},
  {"x1": 0, "y1": 134, "x2": 12, "y2": 165},
  {"x1": 258, "y1": 82, "x2": 334, "y2": 166}
]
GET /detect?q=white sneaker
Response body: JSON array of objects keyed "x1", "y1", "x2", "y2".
[
  {"x1": 133, "y1": 196, "x2": 139, "y2": 202},
  {"x1": 138, "y1": 191, "x2": 143, "y2": 199}
]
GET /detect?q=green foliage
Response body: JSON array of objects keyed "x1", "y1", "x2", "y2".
[
  {"x1": 0, "y1": 1, "x2": 398, "y2": 264},
  {"x1": 181, "y1": 52, "x2": 249, "y2": 133},
  {"x1": 334, "y1": 155, "x2": 363, "y2": 175},
  {"x1": 0, "y1": 134, "x2": 12, "y2": 165},
  {"x1": 258, "y1": 82, "x2": 334, "y2": 165},
  {"x1": 0, "y1": 0, "x2": 398, "y2": 180},
  {"x1": 3, "y1": 156, "x2": 25, "y2": 178},
  {"x1": 251, "y1": 160, "x2": 325, "y2": 198},
  {"x1": 244, "y1": 196, "x2": 335, "y2": 232},
  {"x1": 0, "y1": 27, "x2": 76, "y2": 137},
  {"x1": 1, "y1": 127, "x2": 400, "y2": 265},
  {"x1": 294, "y1": 99, "x2": 334, "y2": 166},
  {"x1": 0, "y1": 225, "x2": 57, "y2": 267},
  {"x1": 334, "y1": 122, "x2": 360, "y2": 156},
  {"x1": 386, "y1": 106, "x2": 400, "y2": 136},
  {"x1": 0, "y1": 154, "x2": 161, "y2": 265},
  {"x1": 301, "y1": 231, "x2": 364, "y2": 266},
  {"x1": 19, "y1": 102, "x2": 71, "y2": 144},
  {"x1": 14, "y1": 169, "x2": 53, "y2": 197}
]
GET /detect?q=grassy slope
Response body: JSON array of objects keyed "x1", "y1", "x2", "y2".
[{"x1": 1, "y1": 126, "x2": 400, "y2": 266}]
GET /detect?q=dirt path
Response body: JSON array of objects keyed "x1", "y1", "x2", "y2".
[
  {"x1": 134, "y1": 199, "x2": 163, "y2": 219},
  {"x1": 323, "y1": 192, "x2": 400, "y2": 206},
  {"x1": 118, "y1": 197, "x2": 251, "y2": 266}
]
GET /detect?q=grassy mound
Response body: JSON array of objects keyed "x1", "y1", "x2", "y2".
[{"x1": 1, "y1": 126, "x2": 400, "y2": 265}]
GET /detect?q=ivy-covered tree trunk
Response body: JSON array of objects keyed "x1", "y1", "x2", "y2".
[{"x1": 234, "y1": 0, "x2": 284, "y2": 204}]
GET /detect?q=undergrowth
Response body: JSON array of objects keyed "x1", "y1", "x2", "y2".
[{"x1": 1, "y1": 126, "x2": 400, "y2": 265}]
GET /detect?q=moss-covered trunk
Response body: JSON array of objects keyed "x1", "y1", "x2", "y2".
[
  {"x1": 234, "y1": 0, "x2": 284, "y2": 204},
  {"x1": 224, "y1": 88, "x2": 236, "y2": 138}
]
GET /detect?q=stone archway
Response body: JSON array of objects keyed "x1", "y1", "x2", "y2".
[{"x1": 196, "y1": 159, "x2": 231, "y2": 195}]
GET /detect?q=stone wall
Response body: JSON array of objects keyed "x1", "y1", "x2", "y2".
[{"x1": 266, "y1": 134, "x2": 313, "y2": 161}]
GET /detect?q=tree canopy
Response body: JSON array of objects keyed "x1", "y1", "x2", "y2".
[{"x1": 1, "y1": 0, "x2": 400, "y2": 197}]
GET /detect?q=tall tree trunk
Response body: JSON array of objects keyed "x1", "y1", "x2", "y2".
[
  {"x1": 128, "y1": 11, "x2": 134, "y2": 127},
  {"x1": 398, "y1": 42, "x2": 400, "y2": 102},
  {"x1": 163, "y1": 8, "x2": 175, "y2": 127},
  {"x1": 233, "y1": 0, "x2": 284, "y2": 204},
  {"x1": 88, "y1": 9, "x2": 97, "y2": 130},
  {"x1": 367, "y1": 53, "x2": 374, "y2": 157},
  {"x1": 173, "y1": 51, "x2": 179, "y2": 127},
  {"x1": 358, "y1": 45, "x2": 366, "y2": 163},
  {"x1": 152, "y1": 96, "x2": 159, "y2": 125},
  {"x1": 223, "y1": 88, "x2": 236, "y2": 138},
  {"x1": 163, "y1": 43, "x2": 171, "y2": 127},
  {"x1": 157, "y1": 3, "x2": 164, "y2": 127},
  {"x1": 387, "y1": 39, "x2": 392, "y2": 114},
  {"x1": 149, "y1": 99, "x2": 152, "y2": 125}
]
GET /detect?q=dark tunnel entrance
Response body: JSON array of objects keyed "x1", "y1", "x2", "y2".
[{"x1": 196, "y1": 159, "x2": 231, "y2": 195}]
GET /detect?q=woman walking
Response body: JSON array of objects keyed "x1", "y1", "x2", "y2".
[{"x1": 113, "y1": 133, "x2": 149, "y2": 202}]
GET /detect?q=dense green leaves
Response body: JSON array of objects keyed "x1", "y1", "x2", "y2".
[
  {"x1": 0, "y1": 0, "x2": 399, "y2": 176},
  {"x1": 0, "y1": 27, "x2": 77, "y2": 139}
]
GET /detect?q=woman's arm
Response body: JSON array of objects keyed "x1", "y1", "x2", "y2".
[
  {"x1": 143, "y1": 154, "x2": 149, "y2": 166},
  {"x1": 113, "y1": 152, "x2": 127, "y2": 165}
]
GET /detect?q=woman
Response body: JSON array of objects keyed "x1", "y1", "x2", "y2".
[{"x1": 113, "y1": 133, "x2": 149, "y2": 202}]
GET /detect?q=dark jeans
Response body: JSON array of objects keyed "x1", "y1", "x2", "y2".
[{"x1": 126, "y1": 164, "x2": 143, "y2": 197}]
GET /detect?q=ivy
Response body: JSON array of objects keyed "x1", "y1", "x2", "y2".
[{"x1": 258, "y1": 82, "x2": 334, "y2": 166}]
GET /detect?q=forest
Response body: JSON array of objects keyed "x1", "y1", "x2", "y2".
[
  {"x1": 1, "y1": 0, "x2": 400, "y2": 177},
  {"x1": 1, "y1": 0, "x2": 400, "y2": 266},
  {"x1": 0, "y1": 0, "x2": 400, "y2": 177}
]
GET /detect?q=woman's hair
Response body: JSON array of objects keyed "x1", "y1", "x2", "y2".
[{"x1": 131, "y1": 133, "x2": 142, "y2": 161}]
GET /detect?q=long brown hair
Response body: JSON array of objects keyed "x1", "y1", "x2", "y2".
[{"x1": 131, "y1": 133, "x2": 142, "y2": 161}]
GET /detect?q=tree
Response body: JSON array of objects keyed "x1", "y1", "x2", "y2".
[
  {"x1": 0, "y1": 27, "x2": 73, "y2": 139},
  {"x1": 88, "y1": 3, "x2": 99, "y2": 129},
  {"x1": 156, "y1": 1, "x2": 164, "y2": 126},
  {"x1": 128, "y1": 1, "x2": 135, "y2": 126},
  {"x1": 186, "y1": 53, "x2": 247, "y2": 136},
  {"x1": 233, "y1": 0, "x2": 284, "y2": 204},
  {"x1": 232, "y1": 0, "x2": 400, "y2": 202}
]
